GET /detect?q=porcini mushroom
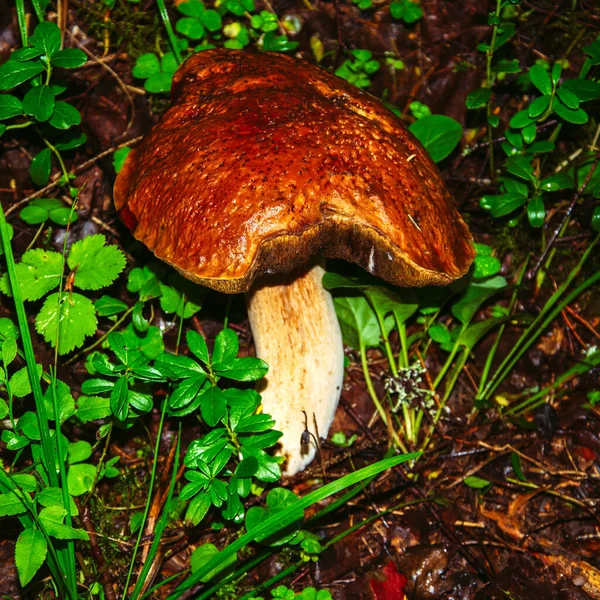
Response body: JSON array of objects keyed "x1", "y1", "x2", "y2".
[{"x1": 114, "y1": 49, "x2": 475, "y2": 475}]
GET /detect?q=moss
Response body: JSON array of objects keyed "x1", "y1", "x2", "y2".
[{"x1": 76, "y1": 0, "x2": 163, "y2": 61}]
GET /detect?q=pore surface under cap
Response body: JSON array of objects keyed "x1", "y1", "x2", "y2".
[{"x1": 114, "y1": 49, "x2": 475, "y2": 293}]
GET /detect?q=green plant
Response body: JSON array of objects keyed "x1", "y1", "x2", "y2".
[
  {"x1": 466, "y1": 0, "x2": 600, "y2": 228},
  {"x1": 389, "y1": 0, "x2": 423, "y2": 23},
  {"x1": 132, "y1": 0, "x2": 299, "y2": 95},
  {"x1": 0, "y1": 234, "x2": 126, "y2": 354},
  {"x1": 322, "y1": 234, "x2": 599, "y2": 451},
  {"x1": 19, "y1": 197, "x2": 77, "y2": 226},
  {"x1": 0, "y1": 21, "x2": 87, "y2": 188},
  {"x1": 335, "y1": 49, "x2": 380, "y2": 88}
]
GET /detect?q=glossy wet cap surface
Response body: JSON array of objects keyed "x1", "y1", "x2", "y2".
[{"x1": 114, "y1": 49, "x2": 475, "y2": 293}]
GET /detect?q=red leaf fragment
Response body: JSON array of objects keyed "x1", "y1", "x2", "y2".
[{"x1": 369, "y1": 560, "x2": 408, "y2": 600}]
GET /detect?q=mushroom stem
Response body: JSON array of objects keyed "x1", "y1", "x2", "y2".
[{"x1": 246, "y1": 262, "x2": 344, "y2": 476}]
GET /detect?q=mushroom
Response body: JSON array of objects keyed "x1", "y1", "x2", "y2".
[{"x1": 113, "y1": 49, "x2": 475, "y2": 475}]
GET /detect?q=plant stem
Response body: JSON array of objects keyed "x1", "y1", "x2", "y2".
[
  {"x1": 156, "y1": 0, "x2": 182, "y2": 64},
  {"x1": 123, "y1": 398, "x2": 169, "y2": 599},
  {"x1": 15, "y1": 0, "x2": 28, "y2": 46},
  {"x1": 481, "y1": 236, "x2": 599, "y2": 403}
]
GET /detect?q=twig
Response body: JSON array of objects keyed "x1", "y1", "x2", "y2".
[{"x1": 4, "y1": 136, "x2": 143, "y2": 217}]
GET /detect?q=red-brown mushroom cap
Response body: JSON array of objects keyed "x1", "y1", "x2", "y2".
[{"x1": 114, "y1": 49, "x2": 475, "y2": 293}]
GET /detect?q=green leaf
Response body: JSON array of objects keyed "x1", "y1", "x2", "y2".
[
  {"x1": 527, "y1": 194, "x2": 545, "y2": 228},
  {"x1": 212, "y1": 328, "x2": 238, "y2": 364},
  {"x1": 132, "y1": 53, "x2": 161, "y2": 78},
  {"x1": 178, "y1": 0, "x2": 205, "y2": 17},
  {"x1": 17, "y1": 411, "x2": 41, "y2": 440},
  {"x1": 592, "y1": 205, "x2": 600, "y2": 232},
  {"x1": 0, "y1": 59, "x2": 45, "y2": 90},
  {"x1": 236, "y1": 456, "x2": 259, "y2": 478},
  {"x1": 202, "y1": 9, "x2": 222, "y2": 31},
  {"x1": 245, "y1": 487, "x2": 303, "y2": 545},
  {"x1": 0, "y1": 94, "x2": 23, "y2": 119},
  {"x1": 176, "y1": 17, "x2": 205, "y2": 39},
  {"x1": 95, "y1": 295, "x2": 128, "y2": 316},
  {"x1": 11, "y1": 47, "x2": 45, "y2": 61},
  {"x1": 122, "y1": 323, "x2": 164, "y2": 359},
  {"x1": 190, "y1": 543, "x2": 237, "y2": 582},
  {"x1": 20, "y1": 203, "x2": 51, "y2": 224},
  {"x1": 528, "y1": 95, "x2": 550, "y2": 118},
  {"x1": 77, "y1": 395, "x2": 112, "y2": 421},
  {"x1": 408, "y1": 114, "x2": 462, "y2": 162},
  {"x1": 0, "y1": 492, "x2": 27, "y2": 517},
  {"x1": 51, "y1": 48, "x2": 87, "y2": 69},
  {"x1": 235, "y1": 413, "x2": 275, "y2": 433},
  {"x1": 473, "y1": 255, "x2": 501, "y2": 279},
  {"x1": 552, "y1": 99, "x2": 588, "y2": 124},
  {"x1": 30, "y1": 147, "x2": 52, "y2": 186},
  {"x1": 521, "y1": 122, "x2": 536, "y2": 145},
  {"x1": 67, "y1": 463, "x2": 97, "y2": 496},
  {"x1": 68, "y1": 440, "x2": 92, "y2": 464},
  {"x1": 144, "y1": 71, "x2": 173, "y2": 94},
  {"x1": 511, "y1": 451, "x2": 527, "y2": 482},
  {"x1": 161, "y1": 52, "x2": 179, "y2": 74},
  {"x1": 38, "y1": 506, "x2": 89, "y2": 540},
  {"x1": 465, "y1": 87, "x2": 490, "y2": 109},
  {"x1": 15, "y1": 528, "x2": 47, "y2": 587},
  {"x1": 539, "y1": 172, "x2": 573, "y2": 192},
  {"x1": 2, "y1": 337, "x2": 17, "y2": 365},
  {"x1": 8, "y1": 364, "x2": 42, "y2": 398},
  {"x1": 491, "y1": 58, "x2": 520, "y2": 73},
  {"x1": 213, "y1": 357, "x2": 268, "y2": 381},
  {"x1": 35, "y1": 292, "x2": 98, "y2": 354},
  {"x1": 556, "y1": 87, "x2": 580, "y2": 110},
  {"x1": 113, "y1": 147, "x2": 131, "y2": 174},
  {"x1": 333, "y1": 295, "x2": 381, "y2": 350},
  {"x1": 0, "y1": 317, "x2": 19, "y2": 341},
  {"x1": 451, "y1": 276, "x2": 507, "y2": 325},
  {"x1": 504, "y1": 156, "x2": 534, "y2": 183},
  {"x1": 560, "y1": 79, "x2": 600, "y2": 102},
  {"x1": 464, "y1": 475, "x2": 491, "y2": 489},
  {"x1": 13, "y1": 248, "x2": 63, "y2": 300},
  {"x1": 23, "y1": 85, "x2": 55, "y2": 122},
  {"x1": 110, "y1": 376, "x2": 129, "y2": 421},
  {"x1": 67, "y1": 234, "x2": 126, "y2": 290},
  {"x1": 48, "y1": 101, "x2": 81, "y2": 129},
  {"x1": 55, "y1": 131, "x2": 87, "y2": 151},
  {"x1": 199, "y1": 385, "x2": 227, "y2": 426},
  {"x1": 38, "y1": 487, "x2": 78, "y2": 516},
  {"x1": 43, "y1": 379, "x2": 76, "y2": 423},
  {"x1": 529, "y1": 65, "x2": 552, "y2": 95},
  {"x1": 185, "y1": 493, "x2": 211, "y2": 526},
  {"x1": 168, "y1": 375, "x2": 206, "y2": 409},
  {"x1": 509, "y1": 110, "x2": 534, "y2": 129},
  {"x1": 28, "y1": 22, "x2": 61, "y2": 57}
]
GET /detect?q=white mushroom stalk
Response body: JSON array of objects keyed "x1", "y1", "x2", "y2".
[{"x1": 246, "y1": 263, "x2": 344, "y2": 475}]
